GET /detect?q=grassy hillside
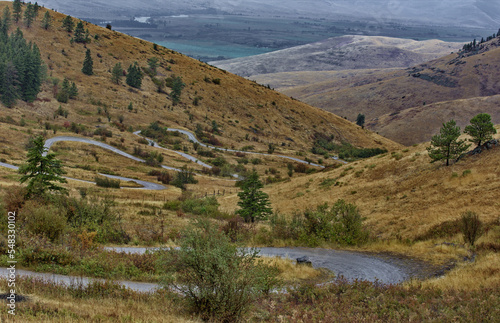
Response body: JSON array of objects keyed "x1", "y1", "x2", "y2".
[
  {"x1": 0, "y1": 2, "x2": 398, "y2": 159},
  {"x1": 268, "y1": 37, "x2": 500, "y2": 145}
]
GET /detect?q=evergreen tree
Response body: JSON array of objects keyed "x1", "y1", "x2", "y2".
[
  {"x1": 147, "y1": 57, "x2": 159, "y2": 75},
  {"x1": 356, "y1": 113, "x2": 365, "y2": 128},
  {"x1": 464, "y1": 113, "x2": 497, "y2": 147},
  {"x1": 41, "y1": 10, "x2": 51, "y2": 30},
  {"x1": 126, "y1": 62, "x2": 143, "y2": 88},
  {"x1": 18, "y1": 135, "x2": 67, "y2": 198},
  {"x1": 18, "y1": 42, "x2": 43, "y2": 101},
  {"x1": 82, "y1": 49, "x2": 93, "y2": 75},
  {"x1": 74, "y1": 21, "x2": 85, "y2": 42},
  {"x1": 427, "y1": 120, "x2": 470, "y2": 166},
  {"x1": 33, "y1": 2, "x2": 40, "y2": 20},
  {"x1": 62, "y1": 15, "x2": 74, "y2": 32},
  {"x1": 0, "y1": 28, "x2": 43, "y2": 105},
  {"x1": 23, "y1": 3, "x2": 34, "y2": 27},
  {"x1": 12, "y1": 0, "x2": 22, "y2": 23},
  {"x1": 171, "y1": 76, "x2": 185, "y2": 105},
  {"x1": 236, "y1": 170, "x2": 272, "y2": 223},
  {"x1": 69, "y1": 81, "x2": 78, "y2": 99},
  {"x1": 111, "y1": 62, "x2": 122, "y2": 84},
  {"x1": 2, "y1": 6, "x2": 11, "y2": 34},
  {"x1": 0, "y1": 61, "x2": 20, "y2": 107}
]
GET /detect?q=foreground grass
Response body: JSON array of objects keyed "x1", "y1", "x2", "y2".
[
  {"x1": 0, "y1": 277, "x2": 194, "y2": 322},
  {"x1": 1, "y1": 275, "x2": 498, "y2": 322},
  {"x1": 252, "y1": 278, "x2": 500, "y2": 322}
]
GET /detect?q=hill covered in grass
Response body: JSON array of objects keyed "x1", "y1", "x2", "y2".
[
  {"x1": 0, "y1": 2, "x2": 398, "y2": 160},
  {"x1": 258, "y1": 36, "x2": 500, "y2": 145}
]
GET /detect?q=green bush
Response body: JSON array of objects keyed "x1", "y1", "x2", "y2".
[
  {"x1": 270, "y1": 200, "x2": 368, "y2": 246},
  {"x1": 95, "y1": 176, "x2": 120, "y2": 188},
  {"x1": 20, "y1": 201, "x2": 67, "y2": 242},
  {"x1": 158, "y1": 219, "x2": 280, "y2": 322},
  {"x1": 163, "y1": 197, "x2": 220, "y2": 217},
  {"x1": 171, "y1": 166, "x2": 198, "y2": 190}
]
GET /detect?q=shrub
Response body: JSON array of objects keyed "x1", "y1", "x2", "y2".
[
  {"x1": 461, "y1": 211, "x2": 483, "y2": 246},
  {"x1": 20, "y1": 201, "x2": 67, "y2": 242},
  {"x1": 158, "y1": 219, "x2": 279, "y2": 322},
  {"x1": 171, "y1": 166, "x2": 198, "y2": 190},
  {"x1": 270, "y1": 200, "x2": 368, "y2": 246},
  {"x1": 95, "y1": 176, "x2": 120, "y2": 188}
]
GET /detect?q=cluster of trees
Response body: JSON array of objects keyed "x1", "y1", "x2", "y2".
[
  {"x1": 62, "y1": 15, "x2": 90, "y2": 43},
  {"x1": 56, "y1": 77, "x2": 78, "y2": 103},
  {"x1": 0, "y1": 28, "x2": 43, "y2": 107},
  {"x1": 427, "y1": 113, "x2": 497, "y2": 165},
  {"x1": 462, "y1": 28, "x2": 500, "y2": 52}
]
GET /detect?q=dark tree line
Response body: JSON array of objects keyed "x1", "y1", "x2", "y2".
[
  {"x1": 0, "y1": 28, "x2": 43, "y2": 107},
  {"x1": 462, "y1": 28, "x2": 500, "y2": 52}
]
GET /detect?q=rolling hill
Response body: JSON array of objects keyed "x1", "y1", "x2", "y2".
[
  {"x1": 210, "y1": 35, "x2": 464, "y2": 77},
  {"x1": 252, "y1": 36, "x2": 500, "y2": 145}
]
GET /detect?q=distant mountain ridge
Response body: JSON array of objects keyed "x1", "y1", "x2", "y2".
[
  {"x1": 210, "y1": 35, "x2": 464, "y2": 77},
  {"x1": 37, "y1": 0, "x2": 500, "y2": 28}
]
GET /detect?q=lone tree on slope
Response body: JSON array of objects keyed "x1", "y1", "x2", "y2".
[
  {"x1": 356, "y1": 113, "x2": 365, "y2": 128},
  {"x1": 18, "y1": 136, "x2": 67, "y2": 198},
  {"x1": 464, "y1": 113, "x2": 497, "y2": 147},
  {"x1": 82, "y1": 49, "x2": 93, "y2": 75},
  {"x1": 427, "y1": 119, "x2": 470, "y2": 166},
  {"x1": 237, "y1": 170, "x2": 272, "y2": 223}
]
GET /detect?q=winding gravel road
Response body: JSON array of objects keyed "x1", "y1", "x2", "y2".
[
  {"x1": 2, "y1": 127, "x2": 340, "y2": 190},
  {"x1": 108, "y1": 246, "x2": 411, "y2": 285},
  {"x1": 1, "y1": 246, "x2": 417, "y2": 294},
  {"x1": 0, "y1": 139, "x2": 167, "y2": 190},
  {"x1": 156, "y1": 128, "x2": 326, "y2": 168}
]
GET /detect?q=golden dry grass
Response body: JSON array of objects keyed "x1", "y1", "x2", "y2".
[
  {"x1": 259, "y1": 256, "x2": 324, "y2": 282},
  {"x1": 0, "y1": 290, "x2": 197, "y2": 322},
  {"x1": 0, "y1": 1, "x2": 399, "y2": 160},
  {"x1": 419, "y1": 252, "x2": 500, "y2": 291},
  {"x1": 219, "y1": 131, "x2": 500, "y2": 244}
]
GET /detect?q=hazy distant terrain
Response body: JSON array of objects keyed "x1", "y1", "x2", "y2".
[
  {"x1": 211, "y1": 35, "x2": 464, "y2": 77},
  {"x1": 37, "y1": 0, "x2": 499, "y2": 61},
  {"x1": 38, "y1": 0, "x2": 500, "y2": 28}
]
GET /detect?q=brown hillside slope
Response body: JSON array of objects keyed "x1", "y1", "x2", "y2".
[
  {"x1": 219, "y1": 127, "x2": 500, "y2": 241},
  {"x1": 274, "y1": 37, "x2": 500, "y2": 146},
  {"x1": 0, "y1": 2, "x2": 399, "y2": 158}
]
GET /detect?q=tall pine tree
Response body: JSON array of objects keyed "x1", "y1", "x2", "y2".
[
  {"x1": 236, "y1": 170, "x2": 272, "y2": 223},
  {"x1": 23, "y1": 3, "x2": 34, "y2": 28},
  {"x1": 62, "y1": 15, "x2": 74, "y2": 32},
  {"x1": 41, "y1": 11, "x2": 52, "y2": 30},
  {"x1": 0, "y1": 62, "x2": 20, "y2": 107},
  {"x1": 74, "y1": 21, "x2": 85, "y2": 43},
  {"x1": 427, "y1": 120, "x2": 470, "y2": 166},
  {"x1": 82, "y1": 49, "x2": 93, "y2": 75},
  {"x1": 126, "y1": 62, "x2": 143, "y2": 88},
  {"x1": 12, "y1": 0, "x2": 22, "y2": 23}
]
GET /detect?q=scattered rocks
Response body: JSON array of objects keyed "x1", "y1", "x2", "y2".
[{"x1": 468, "y1": 139, "x2": 499, "y2": 156}]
